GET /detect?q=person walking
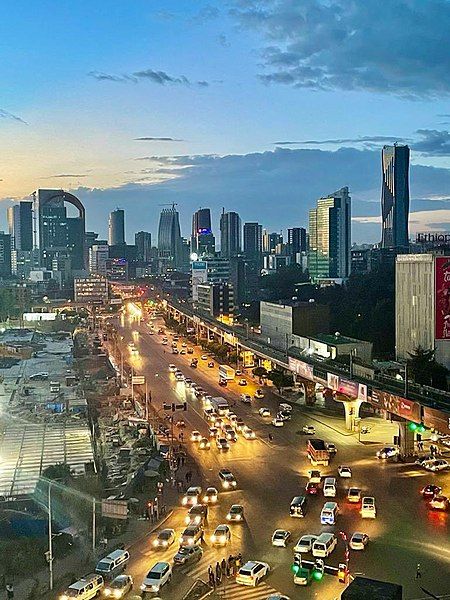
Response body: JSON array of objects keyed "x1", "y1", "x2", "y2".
[
  {"x1": 215, "y1": 562, "x2": 222, "y2": 585},
  {"x1": 415, "y1": 563, "x2": 422, "y2": 579},
  {"x1": 227, "y1": 555, "x2": 233, "y2": 577},
  {"x1": 235, "y1": 553, "x2": 242, "y2": 571},
  {"x1": 6, "y1": 584, "x2": 13, "y2": 600},
  {"x1": 221, "y1": 558, "x2": 227, "y2": 578},
  {"x1": 208, "y1": 565, "x2": 215, "y2": 588}
]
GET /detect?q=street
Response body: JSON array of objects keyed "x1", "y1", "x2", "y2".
[{"x1": 108, "y1": 312, "x2": 450, "y2": 599}]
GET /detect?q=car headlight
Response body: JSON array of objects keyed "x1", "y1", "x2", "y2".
[
  {"x1": 211, "y1": 535, "x2": 216, "y2": 542},
  {"x1": 182, "y1": 497, "x2": 187, "y2": 505},
  {"x1": 226, "y1": 514, "x2": 231, "y2": 520},
  {"x1": 188, "y1": 538, "x2": 194, "y2": 545},
  {"x1": 219, "y1": 535, "x2": 226, "y2": 543},
  {"x1": 235, "y1": 515, "x2": 241, "y2": 520},
  {"x1": 232, "y1": 481, "x2": 236, "y2": 486},
  {"x1": 61, "y1": 595, "x2": 69, "y2": 600},
  {"x1": 185, "y1": 516, "x2": 190, "y2": 524},
  {"x1": 224, "y1": 482, "x2": 229, "y2": 488},
  {"x1": 113, "y1": 590, "x2": 122, "y2": 599}
]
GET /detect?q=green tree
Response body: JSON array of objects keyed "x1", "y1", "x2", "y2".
[
  {"x1": 407, "y1": 346, "x2": 449, "y2": 390},
  {"x1": 267, "y1": 370, "x2": 293, "y2": 393},
  {"x1": 252, "y1": 366, "x2": 267, "y2": 383}
]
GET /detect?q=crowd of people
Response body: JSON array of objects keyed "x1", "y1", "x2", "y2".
[{"x1": 207, "y1": 553, "x2": 242, "y2": 588}]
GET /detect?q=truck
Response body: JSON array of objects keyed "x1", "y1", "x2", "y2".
[
  {"x1": 211, "y1": 397, "x2": 230, "y2": 416},
  {"x1": 219, "y1": 365, "x2": 235, "y2": 380},
  {"x1": 307, "y1": 439, "x2": 330, "y2": 466}
]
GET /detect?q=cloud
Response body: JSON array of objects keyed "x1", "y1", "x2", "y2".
[
  {"x1": 217, "y1": 34, "x2": 231, "y2": 47},
  {"x1": 193, "y1": 5, "x2": 220, "y2": 22},
  {"x1": 89, "y1": 68, "x2": 210, "y2": 87},
  {"x1": 41, "y1": 174, "x2": 88, "y2": 179},
  {"x1": 230, "y1": 0, "x2": 450, "y2": 98},
  {"x1": 274, "y1": 136, "x2": 410, "y2": 146},
  {"x1": 0, "y1": 108, "x2": 28, "y2": 124},
  {"x1": 134, "y1": 137, "x2": 184, "y2": 142},
  {"x1": 88, "y1": 71, "x2": 136, "y2": 83},
  {"x1": 413, "y1": 129, "x2": 450, "y2": 156}
]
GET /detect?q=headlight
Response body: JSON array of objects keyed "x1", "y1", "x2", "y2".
[
  {"x1": 188, "y1": 538, "x2": 193, "y2": 545},
  {"x1": 185, "y1": 517, "x2": 190, "y2": 524},
  {"x1": 195, "y1": 516, "x2": 200, "y2": 524},
  {"x1": 219, "y1": 536, "x2": 226, "y2": 543},
  {"x1": 153, "y1": 540, "x2": 158, "y2": 546},
  {"x1": 235, "y1": 515, "x2": 241, "y2": 520},
  {"x1": 103, "y1": 589, "x2": 111, "y2": 597},
  {"x1": 224, "y1": 482, "x2": 229, "y2": 488},
  {"x1": 182, "y1": 497, "x2": 187, "y2": 505},
  {"x1": 226, "y1": 514, "x2": 231, "y2": 520},
  {"x1": 211, "y1": 535, "x2": 216, "y2": 542},
  {"x1": 113, "y1": 590, "x2": 122, "y2": 599}
]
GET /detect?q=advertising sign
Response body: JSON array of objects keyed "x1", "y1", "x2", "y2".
[
  {"x1": 371, "y1": 390, "x2": 421, "y2": 422},
  {"x1": 288, "y1": 357, "x2": 314, "y2": 381},
  {"x1": 327, "y1": 372, "x2": 339, "y2": 391},
  {"x1": 191, "y1": 261, "x2": 208, "y2": 301},
  {"x1": 132, "y1": 375, "x2": 145, "y2": 385},
  {"x1": 101, "y1": 499, "x2": 128, "y2": 520},
  {"x1": 435, "y1": 256, "x2": 450, "y2": 340},
  {"x1": 423, "y1": 406, "x2": 450, "y2": 435}
]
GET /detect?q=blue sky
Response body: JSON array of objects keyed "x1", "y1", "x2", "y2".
[{"x1": 1, "y1": 0, "x2": 450, "y2": 243}]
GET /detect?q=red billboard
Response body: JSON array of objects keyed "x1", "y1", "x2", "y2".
[
  {"x1": 435, "y1": 256, "x2": 450, "y2": 340},
  {"x1": 423, "y1": 406, "x2": 450, "y2": 435},
  {"x1": 371, "y1": 390, "x2": 421, "y2": 422}
]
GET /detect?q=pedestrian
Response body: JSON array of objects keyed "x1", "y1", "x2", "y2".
[
  {"x1": 235, "y1": 552, "x2": 242, "y2": 570},
  {"x1": 6, "y1": 584, "x2": 13, "y2": 600},
  {"x1": 268, "y1": 433, "x2": 273, "y2": 442},
  {"x1": 221, "y1": 558, "x2": 227, "y2": 577},
  {"x1": 215, "y1": 562, "x2": 222, "y2": 585},
  {"x1": 226, "y1": 555, "x2": 233, "y2": 577},
  {"x1": 200, "y1": 529, "x2": 204, "y2": 543},
  {"x1": 415, "y1": 563, "x2": 421, "y2": 579},
  {"x1": 208, "y1": 565, "x2": 215, "y2": 589}
]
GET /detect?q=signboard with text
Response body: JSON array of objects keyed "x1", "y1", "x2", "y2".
[
  {"x1": 101, "y1": 499, "x2": 128, "y2": 520},
  {"x1": 289, "y1": 357, "x2": 314, "y2": 381},
  {"x1": 371, "y1": 390, "x2": 421, "y2": 422},
  {"x1": 326, "y1": 373, "x2": 367, "y2": 401},
  {"x1": 435, "y1": 256, "x2": 450, "y2": 340},
  {"x1": 423, "y1": 406, "x2": 450, "y2": 435},
  {"x1": 132, "y1": 375, "x2": 145, "y2": 385}
]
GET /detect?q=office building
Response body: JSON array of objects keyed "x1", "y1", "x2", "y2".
[
  {"x1": 381, "y1": 144, "x2": 410, "y2": 249},
  {"x1": 191, "y1": 257, "x2": 231, "y2": 301},
  {"x1": 74, "y1": 275, "x2": 109, "y2": 304},
  {"x1": 308, "y1": 186, "x2": 351, "y2": 282},
  {"x1": 89, "y1": 244, "x2": 109, "y2": 275},
  {"x1": 262, "y1": 230, "x2": 283, "y2": 253},
  {"x1": 105, "y1": 258, "x2": 128, "y2": 281},
  {"x1": 7, "y1": 202, "x2": 33, "y2": 251},
  {"x1": 135, "y1": 231, "x2": 152, "y2": 263},
  {"x1": 396, "y1": 253, "x2": 450, "y2": 369},
  {"x1": 11, "y1": 249, "x2": 40, "y2": 279},
  {"x1": 158, "y1": 206, "x2": 183, "y2": 271},
  {"x1": 191, "y1": 208, "x2": 215, "y2": 256},
  {"x1": 287, "y1": 227, "x2": 307, "y2": 255},
  {"x1": 0, "y1": 232, "x2": 12, "y2": 277},
  {"x1": 243, "y1": 222, "x2": 263, "y2": 261},
  {"x1": 220, "y1": 211, "x2": 241, "y2": 258},
  {"x1": 197, "y1": 282, "x2": 234, "y2": 320},
  {"x1": 108, "y1": 208, "x2": 125, "y2": 246}
]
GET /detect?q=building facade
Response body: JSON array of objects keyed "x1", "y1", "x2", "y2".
[
  {"x1": 0, "y1": 232, "x2": 12, "y2": 277},
  {"x1": 7, "y1": 202, "x2": 33, "y2": 251},
  {"x1": 197, "y1": 282, "x2": 234, "y2": 319},
  {"x1": 89, "y1": 244, "x2": 109, "y2": 275},
  {"x1": 74, "y1": 275, "x2": 109, "y2": 304},
  {"x1": 381, "y1": 144, "x2": 410, "y2": 249},
  {"x1": 191, "y1": 208, "x2": 215, "y2": 256},
  {"x1": 135, "y1": 231, "x2": 152, "y2": 263},
  {"x1": 287, "y1": 227, "x2": 307, "y2": 254},
  {"x1": 108, "y1": 208, "x2": 125, "y2": 246},
  {"x1": 243, "y1": 222, "x2": 263, "y2": 262},
  {"x1": 158, "y1": 206, "x2": 183, "y2": 271},
  {"x1": 220, "y1": 211, "x2": 241, "y2": 258}
]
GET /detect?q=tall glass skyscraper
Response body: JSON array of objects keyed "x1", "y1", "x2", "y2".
[
  {"x1": 243, "y1": 222, "x2": 262, "y2": 261},
  {"x1": 158, "y1": 205, "x2": 183, "y2": 270},
  {"x1": 191, "y1": 208, "x2": 215, "y2": 256},
  {"x1": 108, "y1": 208, "x2": 125, "y2": 246},
  {"x1": 220, "y1": 210, "x2": 241, "y2": 258},
  {"x1": 381, "y1": 144, "x2": 410, "y2": 249}
]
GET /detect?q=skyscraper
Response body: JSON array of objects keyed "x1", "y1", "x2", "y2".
[
  {"x1": 158, "y1": 205, "x2": 183, "y2": 270},
  {"x1": 0, "y1": 232, "x2": 12, "y2": 277},
  {"x1": 135, "y1": 231, "x2": 152, "y2": 262},
  {"x1": 243, "y1": 222, "x2": 262, "y2": 261},
  {"x1": 381, "y1": 144, "x2": 410, "y2": 249},
  {"x1": 308, "y1": 187, "x2": 351, "y2": 281},
  {"x1": 191, "y1": 208, "x2": 215, "y2": 256},
  {"x1": 108, "y1": 208, "x2": 125, "y2": 246},
  {"x1": 287, "y1": 227, "x2": 307, "y2": 254},
  {"x1": 220, "y1": 211, "x2": 241, "y2": 258},
  {"x1": 7, "y1": 202, "x2": 33, "y2": 251}
]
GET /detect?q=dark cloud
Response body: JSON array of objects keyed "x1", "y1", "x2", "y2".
[
  {"x1": 414, "y1": 129, "x2": 450, "y2": 156},
  {"x1": 89, "y1": 68, "x2": 210, "y2": 87},
  {"x1": 274, "y1": 136, "x2": 409, "y2": 146},
  {"x1": 134, "y1": 137, "x2": 184, "y2": 142},
  {"x1": 88, "y1": 71, "x2": 136, "y2": 83},
  {"x1": 231, "y1": 0, "x2": 450, "y2": 98},
  {"x1": 42, "y1": 174, "x2": 88, "y2": 179},
  {"x1": 0, "y1": 108, "x2": 28, "y2": 124}
]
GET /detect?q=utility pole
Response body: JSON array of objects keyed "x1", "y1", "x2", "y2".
[
  {"x1": 48, "y1": 482, "x2": 54, "y2": 591},
  {"x1": 92, "y1": 497, "x2": 96, "y2": 553}
]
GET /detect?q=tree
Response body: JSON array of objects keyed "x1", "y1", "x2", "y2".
[
  {"x1": 407, "y1": 346, "x2": 449, "y2": 390},
  {"x1": 252, "y1": 366, "x2": 267, "y2": 383},
  {"x1": 267, "y1": 370, "x2": 293, "y2": 393},
  {"x1": 42, "y1": 463, "x2": 72, "y2": 484}
]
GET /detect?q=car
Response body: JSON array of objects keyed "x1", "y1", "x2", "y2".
[
  {"x1": 208, "y1": 427, "x2": 219, "y2": 438},
  {"x1": 180, "y1": 349, "x2": 186, "y2": 355},
  {"x1": 168, "y1": 364, "x2": 177, "y2": 372},
  {"x1": 271, "y1": 529, "x2": 291, "y2": 547},
  {"x1": 181, "y1": 342, "x2": 187, "y2": 348},
  {"x1": 236, "y1": 561, "x2": 270, "y2": 587},
  {"x1": 347, "y1": 488, "x2": 362, "y2": 503},
  {"x1": 308, "y1": 470, "x2": 321, "y2": 483},
  {"x1": 175, "y1": 371, "x2": 183, "y2": 380},
  {"x1": 415, "y1": 455, "x2": 434, "y2": 466},
  {"x1": 190, "y1": 431, "x2": 202, "y2": 442},
  {"x1": 190, "y1": 360, "x2": 198, "y2": 368},
  {"x1": 258, "y1": 407, "x2": 271, "y2": 418},
  {"x1": 423, "y1": 459, "x2": 449, "y2": 472},
  {"x1": 226, "y1": 430, "x2": 238, "y2": 442},
  {"x1": 350, "y1": 532, "x2": 369, "y2": 551},
  {"x1": 199, "y1": 437, "x2": 211, "y2": 449},
  {"x1": 172, "y1": 348, "x2": 179, "y2": 354},
  {"x1": 326, "y1": 443, "x2": 337, "y2": 454},
  {"x1": 182, "y1": 487, "x2": 202, "y2": 506},
  {"x1": 302, "y1": 425, "x2": 316, "y2": 435},
  {"x1": 161, "y1": 339, "x2": 168, "y2": 345},
  {"x1": 243, "y1": 427, "x2": 256, "y2": 440},
  {"x1": 208, "y1": 361, "x2": 215, "y2": 368},
  {"x1": 185, "y1": 504, "x2": 208, "y2": 526},
  {"x1": 103, "y1": 574, "x2": 133, "y2": 598},
  {"x1": 176, "y1": 419, "x2": 186, "y2": 428},
  {"x1": 214, "y1": 417, "x2": 225, "y2": 429},
  {"x1": 338, "y1": 466, "x2": 352, "y2": 478},
  {"x1": 279, "y1": 403, "x2": 292, "y2": 412},
  {"x1": 293, "y1": 534, "x2": 318, "y2": 553},
  {"x1": 228, "y1": 413, "x2": 238, "y2": 423},
  {"x1": 141, "y1": 562, "x2": 172, "y2": 593},
  {"x1": 219, "y1": 468, "x2": 237, "y2": 489},
  {"x1": 361, "y1": 496, "x2": 376, "y2": 518},
  {"x1": 226, "y1": 504, "x2": 244, "y2": 522},
  {"x1": 223, "y1": 424, "x2": 235, "y2": 436},
  {"x1": 211, "y1": 524, "x2": 231, "y2": 546},
  {"x1": 377, "y1": 446, "x2": 399, "y2": 459},
  {"x1": 187, "y1": 347, "x2": 194, "y2": 354},
  {"x1": 235, "y1": 418, "x2": 245, "y2": 432},
  {"x1": 277, "y1": 411, "x2": 291, "y2": 421},
  {"x1": 440, "y1": 437, "x2": 450, "y2": 448},
  {"x1": 238, "y1": 378, "x2": 247, "y2": 386},
  {"x1": 305, "y1": 481, "x2": 319, "y2": 495},
  {"x1": 153, "y1": 528, "x2": 175, "y2": 549},
  {"x1": 421, "y1": 484, "x2": 442, "y2": 499},
  {"x1": 179, "y1": 525, "x2": 203, "y2": 546},
  {"x1": 235, "y1": 369, "x2": 243, "y2": 376},
  {"x1": 219, "y1": 378, "x2": 228, "y2": 387},
  {"x1": 254, "y1": 389, "x2": 264, "y2": 398},
  {"x1": 216, "y1": 437, "x2": 230, "y2": 451},
  {"x1": 201, "y1": 354, "x2": 208, "y2": 360},
  {"x1": 173, "y1": 545, "x2": 203, "y2": 565},
  {"x1": 429, "y1": 495, "x2": 450, "y2": 511},
  {"x1": 272, "y1": 417, "x2": 284, "y2": 427},
  {"x1": 203, "y1": 487, "x2": 218, "y2": 504},
  {"x1": 184, "y1": 378, "x2": 192, "y2": 386},
  {"x1": 195, "y1": 388, "x2": 205, "y2": 398},
  {"x1": 241, "y1": 394, "x2": 252, "y2": 404}
]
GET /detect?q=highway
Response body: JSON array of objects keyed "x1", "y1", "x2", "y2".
[{"x1": 108, "y1": 311, "x2": 450, "y2": 599}]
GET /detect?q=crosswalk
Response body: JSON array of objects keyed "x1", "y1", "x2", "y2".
[{"x1": 213, "y1": 580, "x2": 280, "y2": 599}]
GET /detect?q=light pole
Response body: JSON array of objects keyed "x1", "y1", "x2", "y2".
[{"x1": 48, "y1": 481, "x2": 54, "y2": 591}]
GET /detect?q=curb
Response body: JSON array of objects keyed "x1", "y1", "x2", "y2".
[{"x1": 126, "y1": 509, "x2": 174, "y2": 550}]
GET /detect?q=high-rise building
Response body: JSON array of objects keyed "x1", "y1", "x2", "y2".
[
  {"x1": 7, "y1": 202, "x2": 33, "y2": 251},
  {"x1": 220, "y1": 211, "x2": 241, "y2": 258},
  {"x1": 89, "y1": 244, "x2": 109, "y2": 275},
  {"x1": 262, "y1": 230, "x2": 283, "y2": 253},
  {"x1": 0, "y1": 232, "x2": 12, "y2": 277},
  {"x1": 158, "y1": 205, "x2": 183, "y2": 271},
  {"x1": 191, "y1": 208, "x2": 215, "y2": 256},
  {"x1": 308, "y1": 187, "x2": 351, "y2": 282},
  {"x1": 197, "y1": 282, "x2": 234, "y2": 320},
  {"x1": 381, "y1": 144, "x2": 410, "y2": 249},
  {"x1": 243, "y1": 222, "x2": 262, "y2": 260},
  {"x1": 287, "y1": 227, "x2": 307, "y2": 254},
  {"x1": 108, "y1": 208, "x2": 125, "y2": 246},
  {"x1": 135, "y1": 231, "x2": 152, "y2": 263}
]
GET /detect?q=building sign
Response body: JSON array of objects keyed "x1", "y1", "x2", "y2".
[
  {"x1": 191, "y1": 261, "x2": 208, "y2": 302},
  {"x1": 23, "y1": 312, "x2": 57, "y2": 321},
  {"x1": 325, "y1": 373, "x2": 367, "y2": 401},
  {"x1": 241, "y1": 350, "x2": 255, "y2": 368},
  {"x1": 416, "y1": 232, "x2": 450, "y2": 245},
  {"x1": 289, "y1": 357, "x2": 314, "y2": 381},
  {"x1": 371, "y1": 390, "x2": 421, "y2": 422},
  {"x1": 132, "y1": 375, "x2": 145, "y2": 385},
  {"x1": 423, "y1": 406, "x2": 450, "y2": 435},
  {"x1": 435, "y1": 256, "x2": 450, "y2": 340},
  {"x1": 101, "y1": 499, "x2": 128, "y2": 520},
  {"x1": 327, "y1": 372, "x2": 339, "y2": 391}
]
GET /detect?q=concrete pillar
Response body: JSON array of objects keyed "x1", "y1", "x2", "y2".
[
  {"x1": 398, "y1": 421, "x2": 415, "y2": 457},
  {"x1": 336, "y1": 399, "x2": 363, "y2": 431}
]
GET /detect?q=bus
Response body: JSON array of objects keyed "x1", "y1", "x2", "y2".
[{"x1": 219, "y1": 365, "x2": 235, "y2": 380}]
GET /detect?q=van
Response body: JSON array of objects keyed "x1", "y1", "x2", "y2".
[
  {"x1": 95, "y1": 549, "x2": 130, "y2": 578},
  {"x1": 290, "y1": 495, "x2": 308, "y2": 517},
  {"x1": 323, "y1": 477, "x2": 336, "y2": 498},
  {"x1": 320, "y1": 501, "x2": 339, "y2": 525},
  {"x1": 60, "y1": 574, "x2": 104, "y2": 600},
  {"x1": 312, "y1": 532, "x2": 337, "y2": 557},
  {"x1": 361, "y1": 496, "x2": 377, "y2": 518}
]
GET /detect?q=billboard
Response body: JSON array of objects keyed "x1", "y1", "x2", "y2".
[
  {"x1": 101, "y1": 499, "x2": 128, "y2": 520},
  {"x1": 288, "y1": 357, "x2": 314, "y2": 381},
  {"x1": 435, "y1": 256, "x2": 450, "y2": 340},
  {"x1": 423, "y1": 406, "x2": 450, "y2": 435},
  {"x1": 191, "y1": 261, "x2": 208, "y2": 301},
  {"x1": 371, "y1": 390, "x2": 421, "y2": 422},
  {"x1": 326, "y1": 373, "x2": 367, "y2": 401}
]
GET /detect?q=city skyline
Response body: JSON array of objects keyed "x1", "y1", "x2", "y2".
[{"x1": 2, "y1": 2, "x2": 450, "y2": 242}]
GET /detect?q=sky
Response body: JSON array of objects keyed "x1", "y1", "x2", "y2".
[{"x1": 1, "y1": 0, "x2": 450, "y2": 243}]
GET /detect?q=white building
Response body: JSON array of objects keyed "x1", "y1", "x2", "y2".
[{"x1": 89, "y1": 243, "x2": 109, "y2": 276}]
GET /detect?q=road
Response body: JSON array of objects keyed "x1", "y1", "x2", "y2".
[{"x1": 108, "y1": 311, "x2": 450, "y2": 600}]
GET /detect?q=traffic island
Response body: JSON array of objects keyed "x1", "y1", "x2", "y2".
[{"x1": 182, "y1": 579, "x2": 213, "y2": 600}]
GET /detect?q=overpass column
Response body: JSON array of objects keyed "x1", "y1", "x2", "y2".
[
  {"x1": 338, "y1": 399, "x2": 363, "y2": 431},
  {"x1": 398, "y1": 421, "x2": 415, "y2": 457}
]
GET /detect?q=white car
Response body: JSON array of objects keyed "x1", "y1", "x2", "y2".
[
  {"x1": 350, "y1": 532, "x2": 369, "y2": 550},
  {"x1": 211, "y1": 524, "x2": 231, "y2": 546},
  {"x1": 153, "y1": 528, "x2": 175, "y2": 549},
  {"x1": 338, "y1": 466, "x2": 352, "y2": 478},
  {"x1": 201, "y1": 354, "x2": 208, "y2": 360},
  {"x1": 238, "y1": 378, "x2": 248, "y2": 386},
  {"x1": 361, "y1": 496, "x2": 376, "y2": 518},
  {"x1": 226, "y1": 504, "x2": 244, "y2": 522},
  {"x1": 243, "y1": 427, "x2": 256, "y2": 440},
  {"x1": 219, "y1": 468, "x2": 237, "y2": 489},
  {"x1": 279, "y1": 403, "x2": 292, "y2": 412},
  {"x1": 302, "y1": 425, "x2": 315, "y2": 435},
  {"x1": 294, "y1": 534, "x2": 318, "y2": 553},
  {"x1": 259, "y1": 407, "x2": 271, "y2": 418},
  {"x1": 254, "y1": 389, "x2": 264, "y2": 398},
  {"x1": 190, "y1": 431, "x2": 202, "y2": 442},
  {"x1": 236, "y1": 561, "x2": 270, "y2": 587},
  {"x1": 168, "y1": 364, "x2": 177, "y2": 372},
  {"x1": 423, "y1": 459, "x2": 449, "y2": 472},
  {"x1": 271, "y1": 529, "x2": 291, "y2": 547},
  {"x1": 216, "y1": 437, "x2": 230, "y2": 451},
  {"x1": 272, "y1": 417, "x2": 284, "y2": 427},
  {"x1": 241, "y1": 394, "x2": 252, "y2": 404},
  {"x1": 182, "y1": 486, "x2": 202, "y2": 506},
  {"x1": 347, "y1": 488, "x2": 362, "y2": 503},
  {"x1": 203, "y1": 487, "x2": 218, "y2": 504},
  {"x1": 141, "y1": 562, "x2": 172, "y2": 593}
]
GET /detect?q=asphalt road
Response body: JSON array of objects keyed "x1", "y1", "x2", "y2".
[{"x1": 109, "y1": 312, "x2": 450, "y2": 600}]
